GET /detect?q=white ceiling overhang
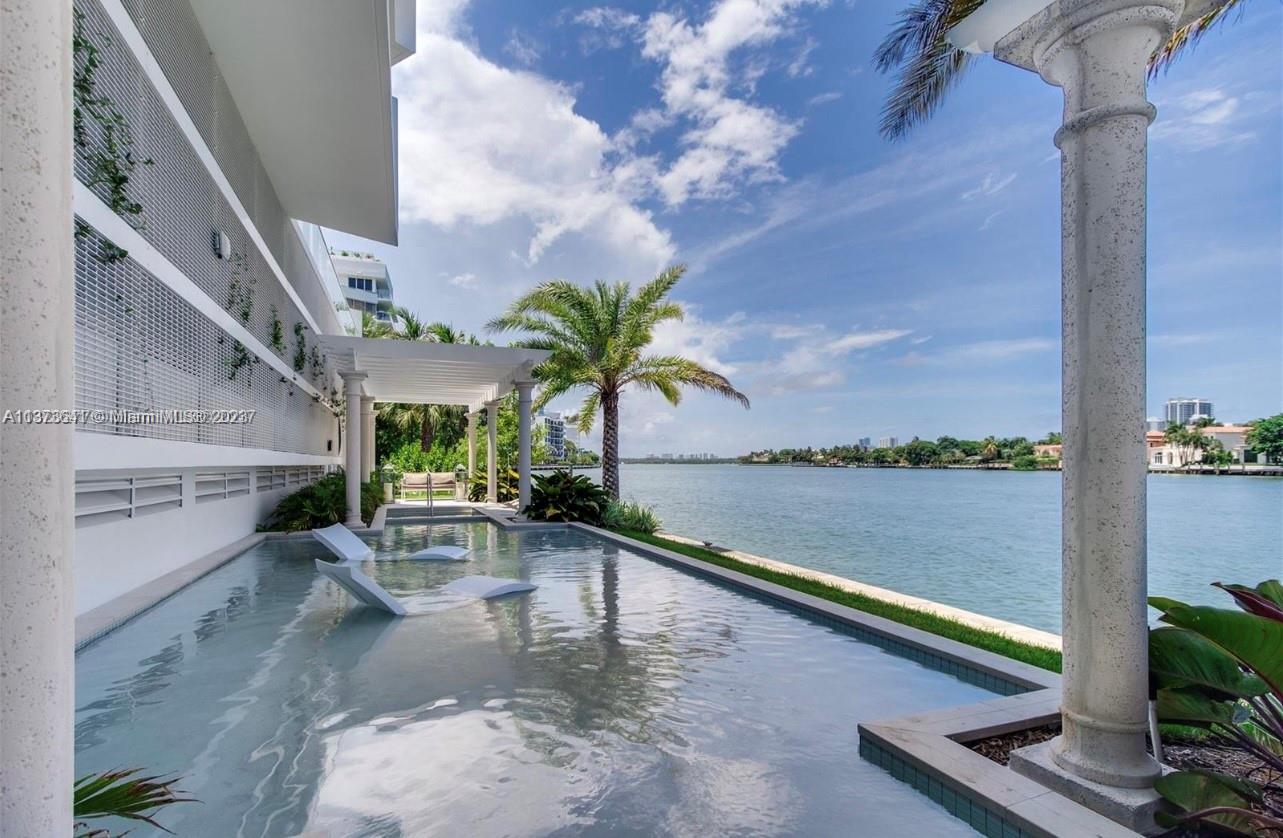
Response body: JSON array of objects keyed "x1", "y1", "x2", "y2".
[
  {"x1": 320, "y1": 336, "x2": 551, "y2": 412},
  {"x1": 189, "y1": 0, "x2": 402, "y2": 243}
]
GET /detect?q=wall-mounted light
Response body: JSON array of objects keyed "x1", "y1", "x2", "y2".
[{"x1": 211, "y1": 229, "x2": 232, "y2": 260}]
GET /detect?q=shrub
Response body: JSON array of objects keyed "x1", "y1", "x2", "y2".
[
  {"x1": 264, "y1": 472, "x2": 382, "y2": 532},
  {"x1": 524, "y1": 470, "x2": 608, "y2": 524},
  {"x1": 1149, "y1": 580, "x2": 1283, "y2": 833},
  {"x1": 468, "y1": 468, "x2": 519, "y2": 502},
  {"x1": 1011, "y1": 454, "x2": 1039, "y2": 471},
  {"x1": 603, "y1": 500, "x2": 661, "y2": 534}
]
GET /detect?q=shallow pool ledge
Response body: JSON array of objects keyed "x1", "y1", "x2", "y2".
[
  {"x1": 656, "y1": 530, "x2": 1062, "y2": 652},
  {"x1": 575, "y1": 526, "x2": 1144, "y2": 837}
]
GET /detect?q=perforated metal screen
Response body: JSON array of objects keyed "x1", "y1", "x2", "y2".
[{"x1": 73, "y1": 0, "x2": 342, "y2": 457}]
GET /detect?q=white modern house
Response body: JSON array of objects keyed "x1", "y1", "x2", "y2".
[{"x1": 332, "y1": 249, "x2": 396, "y2": 326}]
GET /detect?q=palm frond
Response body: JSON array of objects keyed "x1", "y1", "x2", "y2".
[
  {"x1": 74, "y1": 769, "x2": 195, "y2": 834},
  {"x1": 623, "y1": 355, "x2": 751, "y2": 409},
  {"x1": 1149, "y1": 0, "x2": 1243, "y2": 76},
  {"x1": 875, "y1": 0, "x2": 981, "y2": 140}
]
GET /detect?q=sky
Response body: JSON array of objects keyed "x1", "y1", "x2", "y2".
[{"x1": 328, "y1": 0, "x2": 1282, "y2": 457}]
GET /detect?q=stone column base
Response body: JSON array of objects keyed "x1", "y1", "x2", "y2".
[{"x1": 1010, "y1": 740, "x2": 1172, "y2": 835}]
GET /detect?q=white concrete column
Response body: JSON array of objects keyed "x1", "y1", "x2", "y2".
[
  {"x1": 341, "y1": 372, "x2": 367, "y2": 526},
  {"x1": 466, "y1": 412, "x2": 478, "y2": 478},
  {"x1": 1, "y1": 1, "x2": 75, "y2": 834},
  {"x1": 995, "y1": 0, "x2": 1177, "y2": 792},
  {"x1": 516, "y1": 383, "x2": 535, "y2": 510},
  {"x1": 360, "y1": 396, "x2": 375, "y2": 481},
  {"x1": 485, "y1": 400, "x2": 499, "y2": 503}
]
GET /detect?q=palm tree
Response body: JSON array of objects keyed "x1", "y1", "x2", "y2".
[
  {"x1": 487, "y1": 265, "x2": 749, "y2": 498},
  {"x1": 376, "y1": 310, "x2": 476, "y2": 451},
  {"x1": 874, "y1": 0, "x2": 1248, "y2": 139}
]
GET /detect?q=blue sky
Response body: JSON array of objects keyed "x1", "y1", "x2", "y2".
[{"x1": 328, "y1": 0, "x2": 1282, "y2": 457}]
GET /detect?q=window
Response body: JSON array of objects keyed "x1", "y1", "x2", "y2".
[{"x1": 347, "y1": 277, "x2": 374, "y2": 292}]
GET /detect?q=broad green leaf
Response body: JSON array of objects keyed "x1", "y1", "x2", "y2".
[
  {"x1": 1156, "y1": 687, "x2": 1248, "y2": 727},
  {"x1": 1150, "y1": 626, "x2": 1269, "y2": 698},
  {"x1": 1154, "y1": 770, "x2": 1264, "y2": 835},
  {"x1": 1158, "y1": 604, "x2": 1283, "y2": 697}
]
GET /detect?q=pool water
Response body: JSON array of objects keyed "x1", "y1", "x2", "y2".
[{"x1": 76, "y1": 523, "x2": 996, "y2": 837}]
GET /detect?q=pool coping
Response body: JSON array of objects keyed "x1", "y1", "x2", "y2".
[{"x1": 75, "y1": 513, "x2": 1138, "y2": 837}]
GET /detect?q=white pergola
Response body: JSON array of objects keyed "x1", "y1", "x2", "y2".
[{"x1": 319, "y1": 336, "x2": 550, "y2": 521}]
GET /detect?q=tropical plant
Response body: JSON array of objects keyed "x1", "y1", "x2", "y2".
[
  {"x1": 487, "y1": 265, "x2": 750, "y2": 498},
  {"x1": 874, "y1": 0, "x2": 1251, "y2": 139},
  {"x1": 1246, "y1": 414, "x2": 1283, "y2": 463},
  {"x1": 263, "y1": 472, "x2": 382, "y2": 531},
  {"x1": 1148, "y1": 580, "x2": 1283, "y2": 834},
  {"x1": 602, "y1": 499, "x2": 662, "y2": 534},
  {"x1": 524, "y1": 470, "x2": 610, "y2": 524},
  {"x1": 468, "y1": 467, "x2": 520, "y2": 503},
  {"x1": 74, "y1": 768, "x2": 194, "y2": 837},
  {"x1": 1011, "y1": 454, "x2": 1039, "y2": 471}
]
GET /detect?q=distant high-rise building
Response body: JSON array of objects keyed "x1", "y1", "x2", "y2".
[
  {"x1": 330, "y1": 250, "x2": 395, "y2": 328},
  {"x1": 537, "y1": 411, "x2": 566, "y2": 460},
  {"x1": 1164, "y1": 398, "x2": 1214, "y2": 427},
  {"x1": 857, "y1": 437, "x2": 872, "y2": 449},
  {"x1": 1146, "y1": 417, "x2": 1167, "y2": 432},
  {"x1": 878, "y1": 436, "x2": 899, "y2": 449}
]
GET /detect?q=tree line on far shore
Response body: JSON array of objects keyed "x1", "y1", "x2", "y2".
[{"x1": 742, "y1": 434, "x2": 1061, "y2": 470}]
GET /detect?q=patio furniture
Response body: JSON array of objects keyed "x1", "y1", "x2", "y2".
[
  {"x1": 408, "y1": 544, "x2": 471, "y2": 561},
  {"x1": 313, "y1": 522, "x2": 373, "y2": 562},
  {"x1": 314, "y1": 559, "x2": 407, "y2": 616},
  {"x1": 443, "y1": 575, "x2": 537, "y2": 600},
  {"x1": 313, "y1": 522, "x2": 471, "y2": 562}
]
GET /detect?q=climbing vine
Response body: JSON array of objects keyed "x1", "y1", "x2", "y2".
[
  {"x1": 72, "y1": 9, "x2": 152, "y2": 264},
  {"x1": 309, "y1": 345, "x2": 325, "y2": 383},
  {"x1": 292, "y1": 322, "x2": 308, "y2": 373},
  {"x1": 267, "y1": 305, "x2": 286, "y2": 354},
  {"x1": 222, "y1": 256, "x2": 259, "y2": 384}
]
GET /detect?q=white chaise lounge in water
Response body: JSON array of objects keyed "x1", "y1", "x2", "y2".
[
  {"x1": 443, "y1": 575, "x2": 537, "y2": 600},
  {"x1": 407, "y1": 544, "x2": 471, "y2": 562},
  {"x1": 312, "y1": 523, "x2": 374, "y2": 563},
  {"x1": 312, "y1": 523, "x2": 470, "y2": 562},
  {"x1": 315, "y1": 559, "x2": 407, "y2": 616}
]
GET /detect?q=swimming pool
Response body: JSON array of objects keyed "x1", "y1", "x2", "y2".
[{"x1": 76, "y1": 522, "x2": 997, "y2": 836}]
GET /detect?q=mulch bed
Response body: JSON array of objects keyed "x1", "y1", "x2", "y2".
[
  {"x1": 966, "y1": 727, "x2": 1283, "y2": 835},
  {"x1": 966, "y1": 724, "x2": 1059, "y2": 765}
]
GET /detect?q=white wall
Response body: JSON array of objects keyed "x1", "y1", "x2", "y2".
[{"x1": 74, "y1": 466, "x2": 298, "y2": 614}]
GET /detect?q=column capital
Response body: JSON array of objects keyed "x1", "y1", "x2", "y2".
[
  {"x1": 514, "y1": 380, "x2": 536, "y2": 399},
  {"x1": 485, "y1": 399, "x2": 500, "y2": 410},
  {"x1": 995, "y1": 0, "x2": 1180, "y2": 79}
]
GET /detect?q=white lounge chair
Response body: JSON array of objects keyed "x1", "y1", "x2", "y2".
[
  {"x1": 315, "y1": 559, "x2": 407, "y2": 616},
  {"x1": 312, "y1": 523, "x2": 374, "y2": 563},
  {"x1": 407, "y1": 544, "x2": 471, "y2": 562},
  {"x1": 443, "y1": 575, "x2": 537, "y2": 600}
]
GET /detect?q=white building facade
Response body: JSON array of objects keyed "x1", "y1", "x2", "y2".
[
  {"x1": 332, "y1": 249, "x2": 396, "y2": 326},
  {"x1": 539, "y1": 410, "x2": 566, "y2": 460},
  {"x1": 1164, "y1": 397, "x2": 1214, "y2": 426},
  {"x1": 67, "y1": 0, "x2": 415, "y2": 615}
]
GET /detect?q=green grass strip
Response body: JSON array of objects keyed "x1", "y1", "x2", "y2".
[{"x1": 616, "y1": 529, "x2": 1063, "y2": 674}]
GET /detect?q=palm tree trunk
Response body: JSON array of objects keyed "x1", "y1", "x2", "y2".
[
  {"x1": 602, "y1": 390, "x2": 620, "y2": 499},
  {"x1": 421, "y1": 410, "x2": 433, "y2": 451}
]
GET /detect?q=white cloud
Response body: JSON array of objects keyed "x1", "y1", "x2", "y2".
[
  {"x1": 960, "y1": 171, "x2": 1017, "y2": 200},
  {"x1": 649, "y1": 307, "x2": 746, "y2": 376},
  {"x1": 806, "y1": 91, "x2": 842, "y2": 107},
  {"x1": 934, "y1": 338, "x2": 1056, "y2": 363},
  {"x1": 751, "y1": 326, "x2": 912, "y2": 394},
  {"x1": 503, "y1": 29, "x2": 543, "y2": 67},
  {"x1": 629, "y1": 0, "x2": 826, "y2": 205},
  {"x1": 393, "y1": 14, "x2": 674, "y2": 268},
  {"x1": 1151, "y1": 87, "x2": 1258, "y2": 151},
  {"x1": 787, "y1": 36, "x2": 818, "y2": 77},
  {"x1": 448, "y1": 272, "x2": 478, "y2": 289}
]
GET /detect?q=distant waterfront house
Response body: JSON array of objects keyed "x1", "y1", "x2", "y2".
[
  {"x1": 1149, "y1": 424, "x2": 1267, "y2": 467},
  {"x1": 1033, "y1": 443, "x2": 1062, "y2": 460}
]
